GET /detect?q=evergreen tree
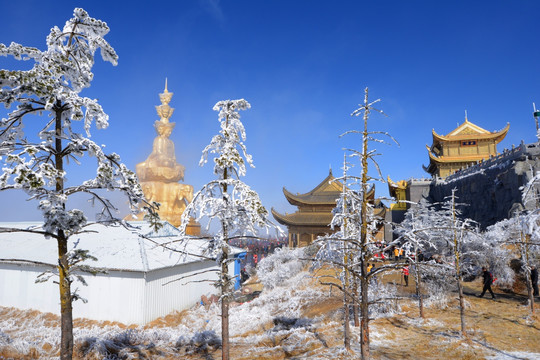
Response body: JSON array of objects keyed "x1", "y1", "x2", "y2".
[
  {"x1": 0, "y1": 9, "x2": 158, "y2": 359},
  {"x1": 179, "y1": 99, "x2": 278, "y2": 360}
]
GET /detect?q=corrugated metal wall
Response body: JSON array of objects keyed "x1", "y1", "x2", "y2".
[
  {"x1": 0, "y1": 259, "x2": 232, "y2": 325},
  {"x1": 74, "y1": 270, "x2": 145, "y2": 324},
  {"x1": 0, "y1": 263, "x2": 59, "y2": 313},
  {"x1": 143, "y1": 259, "x2": 221, "y2": 323}
]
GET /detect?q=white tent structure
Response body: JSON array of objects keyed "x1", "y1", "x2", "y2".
[{"x1": 0, "y1": 221, "x2": 242, "y2": 325}]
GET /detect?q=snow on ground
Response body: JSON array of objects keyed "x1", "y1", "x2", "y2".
[
  {"x1": 486, "y1": 352, "x2": 540, "y2": 360},
  {"x1": 1, "y1": 247, "x2": 540, "y2": 359}
]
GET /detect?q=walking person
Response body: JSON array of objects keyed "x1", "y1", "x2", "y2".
[
  {"x1": 394, "y1": 247, "x2": 400, "y2": 261},
  {"x1": 402, "y1": 265, "x2": 409, "y2": 286},
  {"x1": 478, "y1": 266, "x2": 496, "y2": 299},
  {"x1": 531, "y1": 265, "x2": 539, "y2": 297}
]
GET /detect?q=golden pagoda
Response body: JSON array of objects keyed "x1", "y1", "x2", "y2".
[
  {"x1": 272, "y1": 170, "x2": 385, "y2": 247},
  {"x1": 424, "y1": 116, "x2": 509, "y2": 178},
  {"x1": 131, "y1": 80, "x2": 200, "y2": 235}
]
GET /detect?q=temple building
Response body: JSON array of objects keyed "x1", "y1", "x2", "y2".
[
  {"x1": 423, "y1": 117, "x2": 509, "y2": 178},
  {"x1": 386, "y1": 176, "x2": 432, "y2": 237},
  {"x1": 129, "y1": 81, "x2": 199, "y2": 235},
  {"x1": 272, "y1": 170, "x2": 386, "y2": 247},
  {"x1": 386, "y1": 116, "x2": 514, "y2": 237}
]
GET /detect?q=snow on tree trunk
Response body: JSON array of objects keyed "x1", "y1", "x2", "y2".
[
  {"x1": 221, "y1": 167, "x2": 231, "y2": 360},
  {"x1": 358, "y1": 88, "x2": 371, "y2": 360}
]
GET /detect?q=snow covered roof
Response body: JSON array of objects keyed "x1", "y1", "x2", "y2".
[{"x1": 0, "y1": 221, "x2": 243, "y2": 272}]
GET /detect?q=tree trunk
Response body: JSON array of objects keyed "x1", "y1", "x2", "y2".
[
  {"x1": 456, "y1": 274, "x2": 467, "y2": 337},
  {"x1": 359, "y1": 276, "x2": 370, "y2": 360},
  {"x1": 342, "y1": 251, "x2": 351, "y2": 351},
  {"x1": 353, "y1": 280, "x2": 359, "y2": 327},
  {"x1": 413, "y1": 254, "x2": 424, "y2": 319},
  {"x1": 58, "y1": 232, "x2": 73, "y2": 360},
  {"x1": 343, "y1": 285, "x2": 351, "y2": 351},
  {"x1": 55, "y1": 105, "x2": 73, "y2": 360},
  {"x1": 525, "y1": 268, "x2": 535, "y2": 316},
  {"x1": 359, "y1": 88, "x2": 371, "y2": 360},
  {"x1": 221, "y1": 247, "x2": 230, "y2": 360},
  {"x1": 221, "y1": 157, "x2": 230, "y2": 360},
  {"x1": 451, "y1": 190, "x2": 467, "y2": 337}
]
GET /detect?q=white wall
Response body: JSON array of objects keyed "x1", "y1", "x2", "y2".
[
  {"x1": 143, "y1": 259, "x2": 221, "y2": 323},
  {"x1": 73, "y1": 269, "x2": 145, "y2": 324},
  {"x1": 0, "y1": 259, "x2": 230, "y2": 325},
  {"x1": 0, "y1": 263, "x2": 59, "y2": 314}
]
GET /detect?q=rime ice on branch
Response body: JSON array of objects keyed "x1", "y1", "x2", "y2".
[
  {"x1": 314, "y1": 88, "x2": 399, "y2": 360},
  {"x1": 179, "y1": 99, "x2": 280, "y2": 360}
]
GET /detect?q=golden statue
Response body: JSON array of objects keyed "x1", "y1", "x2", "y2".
[
  {"x1": 131, "y1": 80, "x2": 199, "y2": 234},
  {"x1": 136, "y1": 121, "x2": 185, "y2": 182}
]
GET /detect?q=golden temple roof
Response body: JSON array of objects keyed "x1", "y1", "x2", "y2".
[
  {"x1": 273, "y1": 170, "x2": 382, "y2": 228},
  {"x1": 431, "y1": 120, "x2": 509, "y2": 145},
  {"x1": 271, "y1": 206, "x2": 386, "y2": 227},
  {"x1": 271, "y1": 208, "x2": 334, "y2": 227},
  {"x1": 425, "y1": 147, "x2": 490, "y2": 164},
  {"x1": 282, "y1": 170, "x2": 344, "y2": 206},
  {"x1": 425, "y1": 118, "x2": 510, "y2": 177},
  {"x1": 387, "y1": 175, "x2": 408, "y2": 196}
]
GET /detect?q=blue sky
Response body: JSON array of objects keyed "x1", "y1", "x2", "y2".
[{"x1": 1, "y1": 1, "x2": 539, "y2": 222}]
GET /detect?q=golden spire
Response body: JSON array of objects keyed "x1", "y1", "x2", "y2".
[{"x1": 156, "y1": 78, "x2": 174, "y2": 123}]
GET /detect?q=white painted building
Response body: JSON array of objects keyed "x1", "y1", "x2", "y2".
[{"x1": 0, "y1": 222, "x2": 242, "y2": 325}]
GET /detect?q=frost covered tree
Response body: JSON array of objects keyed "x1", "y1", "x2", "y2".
[
  {"x1": 316, "y1": 88, "x2": 398, "y2": 359},
  {"x1": 397, "y1": 198, "x2": 513, "y2": 320},
  {"x1": 495, "y1": 170, "x2": 540, "y2": 315},
  {"x1": 314, "y1": 154, "x2": 360, "y2": 351},
  {"x1": 398, "y1": 191, "x2": 515, "y2": 333},
  {"x1": 179, "y1": 99, "x2": 278, "y2": 360},
  {"x1": 424, "y1": 190, "x2": 483, "y2": 336},
  {"x1": 0, "y1": 9, "x2": 158, "y2": 360},
  {"x1": 394, "y1": 199, "x2": 437, "y2": 318},
  {"x1": 345, "y1": 88, "x2": 399, "y2": 359}
]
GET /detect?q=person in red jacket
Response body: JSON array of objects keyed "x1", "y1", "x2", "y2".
[{"x1": 402, "y1": 265, "x2": 409, "y2": 286}]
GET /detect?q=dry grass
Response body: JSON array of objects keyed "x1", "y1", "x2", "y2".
[{"x1": 1, "y1": 274, "x2": 539, "y2": 359}]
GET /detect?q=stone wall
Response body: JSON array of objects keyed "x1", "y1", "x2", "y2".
[{"x1": 428, "y1": 141, "x2": 540, "y2": 229}]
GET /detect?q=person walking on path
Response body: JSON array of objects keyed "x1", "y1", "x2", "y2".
[
  {"x1": 478, "y1": 266, "x2": 496, "y2": 299},
  {"x1": 402, "y1": 265, "x2": 409, "y2": 286},
  {"x1": 531, "y1": 265, "x2": 539, "y2": 297}
]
